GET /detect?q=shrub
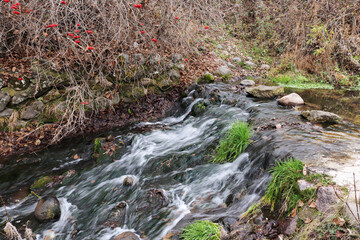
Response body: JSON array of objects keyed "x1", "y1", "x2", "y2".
[
  {"x1": 264, "y1": 158, "x2": 316, "y2": 214},
  {"x1": 180, "y1": 220, "x2": 221, "y2": 240},
  {"x1": 211, "y1": 121, "x2": 251, "y2": 163}
]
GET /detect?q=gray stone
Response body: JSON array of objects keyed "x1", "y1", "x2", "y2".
[
  {"x1": 297, "y1": 179, "x2": 315, "y2": 191},
  {"x1": 107, "y1": 202, "x2": 127, "y2": 227},
  {"x1": 217, "y1": 65, "x2": 232, "y2": 76},
  {"x1": 114, "y1": 231, "x2": 140, "y2": 240},
  {"x1": 34, "y1": 196, "x2": 61, "y2": 222},
  {"x1": 0, "y1": 108, "x2": 14, "y2": 117},
  {"x1": 43, "y1": 89, "x2": 61, "y2": 103},
  {"x1": 216, "y1": 44, "x2": 223, "y2": 49},
  {"x1": 244, "y1": 61, "x2": 256, "y2": 67},
  {"x1": 233, "y1": 57, "x2": 242, "y2": 63},
  {"x1": 172, "y1": 53, "x2": 183, "y2": 63},
  {"x1": 240, "y1": 80, "x2": 255, "y2": 87},
  {"x1": 227, "y1": 62, "x2": 235, "y2": 68},
  {"x1": 279, "y1": 216, "x2": 298, "y2": 236},
  {"x1": 298, "y1": 206, "x2": 317, "y2": 222},
  {"x1": 246, "y1": 85, "x2": 284, "y2": 98},
  {"x1": 247, "y1": 56, "x2": 254, "y2": 61},
  {"x1": 148, "y1": 54, "x2": 162, "y2": 65},
  {"x1": 0, "y1": 78, "x2": 4, "y2": 89},
  {"x1": 316, "y1": 186, "x2": 340, "y2": 214},
  {"x1": 278, "y1": 93, "x2": 304, "y2": 106},
  {"x1": 222, "y1": 50, "x2": 229, "y2": 56},
  {"x1": 301, "y1": 110, "x2": 342, "y2": 124},
  {"x1": 133, "y1": 54, "x2": 145, "y2": 65},
  {"x1": 260, "y1": 64, "x2": 271, "y2": 70},
  {"x1": 176, "y1": 63, "x2": 185, "y2": 71},
  {"x1": 141, "y1": 78, "x2": 156, "y2": 87},
  {"x1": 168, "y1": 69, "x2": 181, "y2": 80},
  {"x1": 0, "y1": 91, "x2": 10, "y2": 111},
  {"x1": 118, "y1": 54, "x2": 130, "y2": 64},
  {"x1": 21, "y1": 101, "x2": 44, "y2": 120}
]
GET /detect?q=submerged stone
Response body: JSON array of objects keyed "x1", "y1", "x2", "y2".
[
  {"x1": 114, "y1": 231, "x2": 140, "y2": 240},
  {"x1": 301, "y1": 110, "x2": 342, "y2": 124},
  {"x1": 31, "y1": 176, "x2": 53, "y2": 189},
  {"x1": 34, "y1": 195, "x2": 61, "y2": 222}
]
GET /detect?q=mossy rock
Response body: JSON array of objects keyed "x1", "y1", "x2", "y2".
[
  {"x1": 197, "y1": 73, "x2": 215, "y2": 84},
  {"x1": 31, "y1": 176, "x2": 53, "y2": 189},
  {"x1": 1, "y1": 87, "x2": 17, "y2": 97}
]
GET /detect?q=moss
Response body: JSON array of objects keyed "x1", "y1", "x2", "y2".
[
  {"x1": 31, "y1": 176, "x2": 53, "y2": 189},
  {"x1": 93, "y1": 138, "x2": 103, "y2": 156},
  {"x1": 1, "y1": 87, "x2": 17, "y2": 97},
  {"x1": 198, "y1": 73, "x2": 215, "y2": 84},
  {"x1": 180, "y1": 220, "x2": 221, "y2": 240}
]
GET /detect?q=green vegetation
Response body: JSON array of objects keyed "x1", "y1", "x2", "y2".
[
  {"x1": 264, "y1": 158, "x2": 316, "y2": 214},
  {"x1": 270, "y1": 73, "x2": 333, "y2": 89},
  {"x1": 198, "y1": 73, "x2": 215, "y2": 84},
  {"x1": 31, "y1": 176, "x2": 53, "y2": 189},
  {"x1": 211, "y1": 121, "x2": 251, "y2": 164},
  {"x1": 180, "y1": 220, "x2": 221, "y2": 240},
  {"x1": 93, "y1": 138, "x2": 103, "y2": 157},
  {"x1": 197, "y1": 103, "x2": 206, "y2": 110}
]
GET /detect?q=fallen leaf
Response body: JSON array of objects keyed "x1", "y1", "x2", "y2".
[
  {"x1": 308, "y1": 201, "x2": 317, "y2": 208},
  {"x1": 332, "y1": 217, "x2": 346, "y2": 226},
  {"x1": 35, "y1": 139, "x2": 41, "y2": 146},
  {"x1": 275, "y1": 124, "x2": 281, "y2": 129},
  {"x1": 73, "y1": 154, "x2": 79, "y2": 160},
  {"x1": 298, "y1": 200, "x2": 304, "y2": 207},
  {"x1": 305, "y1": 218, "x2": 312, "y2": 224},
  {"x1": 291, "y1": 207, "x2": 297, "y2": 217},
  {"x1": 336, "y1": 230, "x2": 345, "y2": 238}
]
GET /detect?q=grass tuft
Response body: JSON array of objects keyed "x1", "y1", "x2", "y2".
[
  {"x1": 264, "y1": 158, "x2": 316, "y2": 214},
  {"x1": 180, "y1": 220, "x2": 221, "y2": 240},
  {"x1": 211, "y1": 121, "x2": 251, "y2": 164}
]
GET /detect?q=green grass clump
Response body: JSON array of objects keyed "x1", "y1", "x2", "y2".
[
  {"x1": 180, "y1": 220, "x2": 221, "y2": 240},
  {"x1": 264, "y1": 158, "x2": 316, "y2": 214},
  {"x1": 270, "y1": 73, "x2": 333, "y2": 89},
  {"x1": 211, "y1": 121, "x2": 251, "y2": 163}
]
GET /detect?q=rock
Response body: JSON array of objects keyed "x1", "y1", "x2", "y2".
[
  {"x1": 246, "y1": 85, "x2": 284, "y2": 98},
  {"x1": 217, "y1": 65, "x2": 232, "y2": 77},
  {"x1": 106, "y1": 202, "x2": 127, "y2": 227},
  {"x1": 216, "y1": 44, "x2": 223, "y2": 49},
  {"x1": 278, "y1": 216, "x2": 298, "y2": 236},
  {"x1": 0, "y1": 91, "x2": 10, "y2": 111},
  {"x1": 0, "y1": 78, "x2": 4, "y2": 89},
  {"x1": 133, "y1": 53, "x2": 145, "y2": 65},
  {"x1": 297, "y1": 180, "x2": 315, "y2": 191},
  {"x1": 172, "y1": 53, "x2": 183, "y2": 63},
  {"x1": 31, "y1": 176, "x2": 53, "y2": 189},
  {"x1": 233, "y1": 57, "x2": 242, "y2": 63},
  {"x1": 278, "y1": 93, "x2": 304, "y2": 106},
  {"x1": 34, "y1": 196, "x2": 61, "y2": 222},
  {"x1": 247, "y1": 56, "x2": 254, "y2": 61},
  {"x1": 227, "y1": 62, "x2": 235, "y2": 68},
  {"x1": 198, "y1": 73, "x2": 215, "y2": 84},
  {"x1": 301, "y1": 110, "x2": 342, "y2": 124},
  {"x1": 222, "y1": 50, "x2": 229, "y2": 56},
  {"x1": 42, "y1": 89, "x2": 61, "y2": 103},
  {"x1": 298, "y1": 206, "x2": 317, "y2": 222},
  {"x1": 168, "y1": 69, "x2": 181, "y2": 80},
  {"x1": 21, "y1": 101, "x2": 44, "y2": 120},
  {"x1": 244, "y1": 61, "x2": 256, "y2": 67},
  {"x1": 240, "y1": 80, "x2": 255, "y2": 87},
  {"x1": 123, "y1": 176, "x2": 134, "y2": 186},
  {"x1": 175, "y1": 63, "x2": 185, "y2": 71},
  {"x1": 0, "y1": 108, "x2": 14, "y2": 117},
  {"x1": 136, "y1": 189, "x2": 168, "y2": 211},
  {"x1": 260, "y1": 64, "x2": 271, "y2": 70},
  {"x1": 140, "y1": 78, "x2": 156, "y2": 87},
  {"x1": 118, "y1": 54, "x2": 130, "y2": 64},
  {"x1": 148, "y1": 54, "x2": 162, "y2": 65},
  {"x1": 114, "y1": 231, "x2": 140, "y2": 240},
  {"x1": 316, "y1": 186, "x2": 340, "y2": 214},
  {"x1": 191, "y1": 100, "x2": 207, "y2": 116}
]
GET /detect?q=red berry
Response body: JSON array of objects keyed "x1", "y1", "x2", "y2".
[
  {"x1": 151, "y1": 38, "x2": 158, "y2": 42},
  {"x1": 204, "y1": 26, "x2": 209, "y2": 29},
  {"x1": 86, "y1": 30, "x2": 93, "y2": 34},
  {"x1": 75, "y1": 40, "x2": 80, "y2": 43},
  {"x1": 88, "y1": 46, "x2": 94, "y2": 50},
  {"x1": 18, "y1": 77, "x2": 23, "y2": 81},
  {"x1": 68, "y1": 33, "x2": 74, "y2": 36},
  {"x1": 75, "y1": 30, "x2": 80, "y2": 33},
  {"x1": 175, "y1": 17, "x2": 179, "y2": 20},
  {"x1": 13, "y1": 11, "x2": 20, "y2": 14},
  {"x1": 61, "y1": 1, "x2": 66, "y2": 4},
  {"x1": 141, "y1": 30, "x2": 145, "y2": 34},
  {"x1": 11, "y1": 6, "x2": 17, "y2": 9},
  {"x1": 4, "y1": 0, "x2": 10, "y2": 3},
  {"x1": 80, "y1": 102, "x2": 89, "y2": 105}
]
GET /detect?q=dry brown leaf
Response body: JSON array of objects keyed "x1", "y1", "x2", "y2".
[
  {"x1": 336, "y1": 230, "x2": 345, "y2": 238},
  {"x1": 298, "y1": 200, "x2": 304, "y2": 207},
  {"x1": 332, "y1": 217, "x2": 346, "y2": 226},
  {"x1": 305, "y1": 218, "x2": 312, "y2": 224},
  {"x1": 73, "y1": 154, "x2": 79, "y2": 160},
  {"x1": 308, "y1": 201, "x2": 317, "y2": 208},
  {"x1": 291, "y1": 207, "x2": 297, "y2": 217},
  {"x1": 35, "y1": 139, "x2": 41, "y2": 146}
]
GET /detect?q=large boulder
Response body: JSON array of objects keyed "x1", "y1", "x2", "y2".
[
  {"x1": 246, "y1": 85, "x2": 284, "y2": 98},
  {"x1": 278, "y1": 93, "x2": 304, "y2": 106},
  {"x1": 301, "y1": 110, "x2": 342, "y2": 124},
  {"x1": 0, "y1": 91, "x2": 10, "y2": 112},
  {"x1": 240, "y1": 80, "x2": 255, "y2": 87},
  {"x1": 114, "y1": 231, "x2": 140, "y2": 240},
  {"x1": 34, "y1": 196, "x2": 61, "y2": 222}
]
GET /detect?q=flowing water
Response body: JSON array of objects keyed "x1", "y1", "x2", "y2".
[{"x1": 1, "y1": 83, "x2": 360, "y2": 239}]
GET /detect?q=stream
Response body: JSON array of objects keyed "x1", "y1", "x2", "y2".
[{"x1": 1, "y1": 83, "x2": 360, "y2": 239}]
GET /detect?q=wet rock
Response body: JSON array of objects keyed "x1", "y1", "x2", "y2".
[
  {"x1": 264, "y1": 220, "x2": 279, "y2": 239},
  {"x1": 114, "y1": 231, "x2": 140, "y2": 240},
  {"x1": 301, "y1": 110, "x2": 342, "y2": 124},
  {"x1": 31, "y1": 176, "x2": 53, "y2": 189},
  {"x1": 34, "y1": 196, "x2": 61, "y2": 222},
  {"x1": 43, "y1": 229, "x2": 56, "y2": 239},
  {"x1": 217, "y1": 65, "x2": 232, "y2": 77},
  {"x1": 244, "y1": 61, "x2": 256, "y2": 68},
  {"x1": 123, "y1": 176, "x2": 134, "y2": 186},
  {"x1": 21, "y1": 101, "x2": 44, "y2": 120},
  {"x1": 297, "y1": 180, "x2": 315, "y2": 191},
  {"x1": 106, "y1": 202, "x2": 127, "y2": 228},
  {"x1": 0, "y1": 108, "x2": 14, "y2": 117},
  {"x1": 240, "y1": 80, "x2": 255, "y2": 87},
  {"x1": 278, "y1": 216, "x2": 298, "y2": 236},
  {"x1": 0, "y1": 91, "x2": 10, "y2": 111},
  {"x1": 191, "y1": 100, "x2": 207, "y2": 116},
  {"x1": 137, "y1": 189, "x2": 168, "y2": 212},
  {"x1": 260, "y1": 64, "x2": 271, "y2": 70},
  {"x1": 233, "y1": 57, "x2": 242, "y2": 63},
  {"x1": 172, "y1": 53, "x2": 183, "y2": 63},
  {"x1": 278, "y1": 93, "x2": 304, "y2": 106},
  {"x1": 168, "y1": 69, "x2": 181, "y2": 80},
  {"x1": 246, "y1": 85, "x2": 284, "y2": 98},
  {"x1": 316, "y1": 186, "x2": 340, "y2": 214}
]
